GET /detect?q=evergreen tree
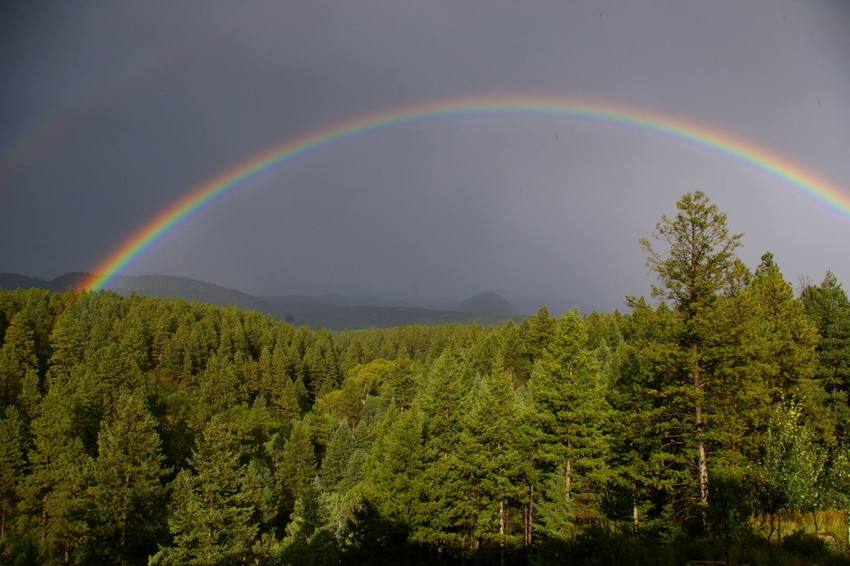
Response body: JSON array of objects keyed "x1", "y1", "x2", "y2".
[
  {"x1": 150, "y1": 417, "x2": 262, "y2": 565},
  {"x1": 274, "y1": 418, "x2": 317, "y2": 521},
  {"x1": 320, "y1": 423, "x2": 358, "y2": 492},
  {"x1": 617, "y1": 298, "x2": 687, "y2": 535},
  {"x1": 86, "y1": 394, "x2": 169, "y2": 564},
  {"x1": 364, "y1": 405, "x2": 425, "y2": 531},
  {"x1": 0, "y1": 312, "x2": 37, "y2": 408},
  {"x1": 19, "y1": 367, "x2": 42, "y2": 424},
  {"x1": 513, "y1": 307, "x2": 556, "y2": 383},
  {"x1": 413, "y1": 350, "x2": 472, "y2": 552},
  {"x1": 17, "y1": 380, "x2": 92, "y2": 564},
  {"x1": 802, "y1": 271, "x2": 850, "y2": 434},
  {"x1": 278, "y1": 479, "x2": 340, "y2": 564},
  {"x1": 0, "y1": 405, "x2": 25, "y2": 538},
  {"x1": 639, "y1": 191, "x2": 742, "y2": 519},
  {"x1": 529, "y1": 311, "x2": 613, "y2": 538},
  {"x1": 459, "y1": 367, "x2": 525, "y2": 556},
  {"x1": 748, "y1": 253, "x2": 819, "y2": 396}
]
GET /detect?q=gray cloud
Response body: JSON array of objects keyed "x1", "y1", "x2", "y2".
[{"x1": 2, "y1": 0, "x2": 849, "y2": 312}]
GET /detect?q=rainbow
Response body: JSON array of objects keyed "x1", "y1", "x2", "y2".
[{"x1": 77, "y1": 93, "x2": 850, "y2": 292}]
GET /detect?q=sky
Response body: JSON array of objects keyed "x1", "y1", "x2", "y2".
[{"x1": 1, "y1": 0, "x2": 850, "y2": 313}]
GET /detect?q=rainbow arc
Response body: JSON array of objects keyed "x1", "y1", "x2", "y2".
[{"x1": 78, "y1": 94, "x2": 850, "y2": 292}]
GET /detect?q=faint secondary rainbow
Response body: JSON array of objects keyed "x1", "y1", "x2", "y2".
[{"x1": 78, "y1": 93, "x2": 850, "y2": 292}]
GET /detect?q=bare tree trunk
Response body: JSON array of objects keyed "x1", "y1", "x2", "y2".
[
  {"x1": 632, "y1": 491, "x2": 639, "y2": 537},
  {"x1": 526, "y1": 482, "x2": 534, "y2": 547},
  {"x1": 694, "y1": 343, "x2": 709, "y2": 531},
  {"x1": 565, "y1": 458, "x2": 572, "y2": 503},
  {"x1": 500, "y1": 499, "x2": 506, "y2": 566}
]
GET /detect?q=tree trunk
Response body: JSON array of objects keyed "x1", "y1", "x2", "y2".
[
  {"x1": 565, "y1": 458, "x2": 572, "y2": 503},
  {"x1": 768, "y1": 514, "x2": 775, "y2": 563},
  {"x1": 525, "y1": 482, "x2": 528, "y2": 547},
  {"x1": 694, "y1": 343, "x2": 709, "y2": 530},
  {"x1": 500, "y1": 499, "x2": 506, "y2": 566},
  {"x1": 632, "y1": 490, "x2": 639, "y2": 537}
]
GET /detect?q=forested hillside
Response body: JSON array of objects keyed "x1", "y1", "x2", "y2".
[{"x1": 2, "y1": 193, "x2": 850, "y2": 565}]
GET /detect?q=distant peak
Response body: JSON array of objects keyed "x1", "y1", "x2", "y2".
[{"x1": 455, "y1": 291, "x2": 517, "y2": 315}]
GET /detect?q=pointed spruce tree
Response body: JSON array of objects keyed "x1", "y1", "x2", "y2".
[
  {"x1": 150, "y1": 417, "x2": 261, "y2": 565},
  {"x1": 86, "y1": 393, "x2": 170, "y2": 564},
  {"x1": 528, "y1": 310, "x2": 613, "y2": 539}
]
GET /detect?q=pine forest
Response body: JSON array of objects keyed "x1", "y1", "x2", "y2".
[{"x1": 3, "y1": 192, "x2": 850, "y2": 565}]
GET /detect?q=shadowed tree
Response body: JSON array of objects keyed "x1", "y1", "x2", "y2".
[
  {"x1": 0, "y1": 406, "x2": 25, "y2": 539},
  {"x1": 86, "y1": 394, "x2": 169, "y2": 564},
  {"x1": 0, "y1": 312, "x2": 38, "y2": 409},
  {"x1": 149, "y1": 417, "x2": 262, "y2": 565},
  {"x1": 17, "y1": 379, "x2": 92, "y2": 564}
]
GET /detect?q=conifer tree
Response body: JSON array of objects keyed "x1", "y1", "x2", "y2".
[
  {"x1": 275, "y1": 419, "x2": 317, "y2": 521},
  {"x1": 528, "y1": 310, "x2": 613, "y2": 537},
  {"x1": 748, "y1": 253, "x2": 819, "y2": 395},
  {"x1": 0, "y1": 312, "x2": 37, "y2": 408},
  {"x1": 707, "y1": 254, "x2": 822, "y2": 474},
  {"x1": 513, "y1": 307, "x2": 556, "y2": 383},
  {"x1": 639, "y1": 191, "x2": 742, "y2": 518},
  {"x1": 411, "y1": 349, "x2": 474, "y2": 551},
  {"x1": 150, "y1": 417, "x2": 261, "y2": 565},
  {"x1": 459, "y1": 367, "x2": 524, "y2": 556},
  {"x1": 0, "y1": 405, "x2": 25, "y2": 538},
  {"x1": 616, "y1": 298, "x2": 687, "y2": 534},
  {"x1": 278, "y1": 478, "x2": 340, "y2": 564},
  {"x1": 364, "y1": 405, "x2": 425, "y2": 530},
  {"x1": 86, "y1": 394, "x2": 169, "y2": 564},
  {"x1": 320, "y1": 423, "x2": 357, "y2": 492},
  {"x1": 17, "y1": 380, "x2": 92, "y2": 563},
  {"x1": 801, "y1": 271, "x2": 850, "y2": 432}
]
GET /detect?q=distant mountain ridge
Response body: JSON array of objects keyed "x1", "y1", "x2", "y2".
[
  {"x1": 263, "y1": 293, "x2": 413, "y2": 308},
  {"x1": 0, "y1": 272, "x2": 523, "y2": 330},
  {"x1": 0, "y1": 272, "x2": 89, "y2": 292},
  {"x1": 455, "y1": 291, "x2": 518, "y2": 315}
]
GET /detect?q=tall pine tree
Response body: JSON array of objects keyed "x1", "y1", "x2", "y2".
[{"x1": 639, "y1": 191, "x2": 742, "y2": 523}]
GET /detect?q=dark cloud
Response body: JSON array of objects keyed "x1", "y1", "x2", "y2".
[{"x1": 1, "y1": 0, "x2": 849, "y2": 312}]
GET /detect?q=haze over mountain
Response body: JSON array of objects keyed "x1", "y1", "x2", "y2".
[
  {"x1": 0, "y1": 272, "x2": 524, "y2": 330},
  {"x1": 263, "y1": 294, "x2": 413, "y2": 309},
  {"x1": 455, "y1": 291, "x2": 518, "y2": 316}
]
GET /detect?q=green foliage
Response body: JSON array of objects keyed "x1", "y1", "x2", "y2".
[
  {"x1": 1, "y1": 192, "x2": 849, "y2": 564},
  {"x1": 529, "y1": 311, "x2": 613, "y2": 537},
  {"x1": 85, "y1": 393, "x2": 169, "y2": 564},
  {"x1": 150, "y1": 417, "x2": 265, "y2": 565},
  {"x1": 0, "y1": 405, "x2": 25, "y2": 540},
  {"x1": 639, "y1": 190, "x2": 743, "y2": 322},
  {"x1": 761, "y1": 402, "x2": 827, "y2": 515},
  {"x1": 17, "y1": 379, "x2": 93, "y2": 564}
]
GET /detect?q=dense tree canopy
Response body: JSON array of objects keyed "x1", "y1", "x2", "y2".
[{"x1": 0, "y1": 193, "x2": 848, "y2": 565}]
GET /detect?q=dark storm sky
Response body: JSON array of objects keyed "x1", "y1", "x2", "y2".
[{"x1": 2, "y1": 1, "x2": 849, "y2": 313}]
